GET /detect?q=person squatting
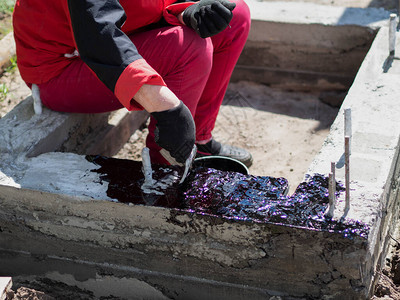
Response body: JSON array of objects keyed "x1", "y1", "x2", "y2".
[{"x1": 13, "y1": 0, "x2": 253, "y2": 167}]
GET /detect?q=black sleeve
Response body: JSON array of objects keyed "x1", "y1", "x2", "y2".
[{"x1": 67, "y1": 0, "x2": 143, "y2": 93}]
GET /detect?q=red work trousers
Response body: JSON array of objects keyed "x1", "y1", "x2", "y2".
[{"x1": 38, "y1": 0, "x2": 251, "y2": 164}]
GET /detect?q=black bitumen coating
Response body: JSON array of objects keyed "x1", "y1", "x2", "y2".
[{"x1": 87, "y1": 155, "x2": 369, "y2": 239}]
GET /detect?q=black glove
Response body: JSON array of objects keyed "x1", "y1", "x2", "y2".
[
  {"x1": 151, "y1": 101, "x2": 196, "y2": 164},
  {"x1": 182, "y1": 0, "x2": 236, "y2": 38}
]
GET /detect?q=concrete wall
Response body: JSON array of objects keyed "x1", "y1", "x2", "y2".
[
  {"x1": 306, "y1": 24, "x2": 400, "y2": 297},
  {"x1": 0, "y1": 182, "x2": 369, "y2": 299},
  {"x1": 232, "y1": 1, "x2": 390, "y2": 94}
]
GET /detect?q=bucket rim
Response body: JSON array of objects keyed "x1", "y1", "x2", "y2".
[{"x1": 193, "y1": 155, "x2": 249, "y2": 175}]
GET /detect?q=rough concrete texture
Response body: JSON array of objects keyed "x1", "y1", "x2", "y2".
[
  {"x1": 0, "y1": 94, "x2": 148, "y2": 156},
  {"x1": 233, "y1": 1, "x2": 390, "y2": 92},
  {"x1": 0, "y1": 96, "x2": 148, "y2": 197},
  {"x1": 0, "y1": 183, "x2": 369, "y2": 299},
  {"x1": 307, "y1": 25, "x2": 400, "y2": 297},
  {"x1": 0, "y1": 2, "x2": 399, "y2": 299}
]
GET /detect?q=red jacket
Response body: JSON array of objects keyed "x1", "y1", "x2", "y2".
[{"x1": 13, "y1": 0, "x2": 194, "y2": 110}]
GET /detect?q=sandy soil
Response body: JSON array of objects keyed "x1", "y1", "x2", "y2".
[{"x1": 0, "y1": 68, "x2": 30, "y2": 118}]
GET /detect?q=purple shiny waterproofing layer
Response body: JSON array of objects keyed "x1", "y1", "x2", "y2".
[{"x1": 87, "y1": 156, "x2": 369, "y2": 239}]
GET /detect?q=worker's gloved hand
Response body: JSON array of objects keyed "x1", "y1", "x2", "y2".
[
  {"x1": 151, "y1": 101, "x2": 196, "y2": 165},
  {"x1": 182, "y1": 0, "x2": 236, "y2": 38}
]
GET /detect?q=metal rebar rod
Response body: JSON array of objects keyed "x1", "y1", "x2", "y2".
[
  {"x1": 344, "y1": 136, "x2": 351, "y2": 216},
  {"x1": 141, "y1": 147, "x2": 155, "y2": 188},
  {"x1": 344, "y1": 108, "x2": 352, "y2": 152},
  {"x1": 331, "y1": 161, "x2": 336, "y2": 201},
  {"x1": 325, "y1": 172, "x2": 335, "y2": 218}
]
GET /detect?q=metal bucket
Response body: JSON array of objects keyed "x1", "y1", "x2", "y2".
[{"x1": 193, "y1": 156, "x2": 249, "y2": 175}]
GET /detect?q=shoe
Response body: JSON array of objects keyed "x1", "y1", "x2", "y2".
[{"x1": 196, "y1": 139, "x2": 253, "y2": 167}]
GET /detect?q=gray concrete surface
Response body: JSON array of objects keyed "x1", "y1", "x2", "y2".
[
  {"x1": 0, "y1": 183, "x2": 369, "y2": 299},
  {"x1": 306, "y1": 24, "x2": 400, "y2": 296},
  {"x1": 0, "y1": 97, "x2": 147, "y2": 195},
  {"x1": 0, "y1": 1, "x2": 399, "y2": 299},
  {"x1": 249, "y1": 1, "x2": 390, "y2": 25}
]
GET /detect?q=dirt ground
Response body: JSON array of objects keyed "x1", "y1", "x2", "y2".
[
  {"x1": 0, "y1": 9, "x2": 12, "y2": 40},
  {"x1": 372, "y1": 236, "x2": 400, "y2": 300},
  {"x1": 0, "y1": 0, "x2": 399, "y2": 298}
]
